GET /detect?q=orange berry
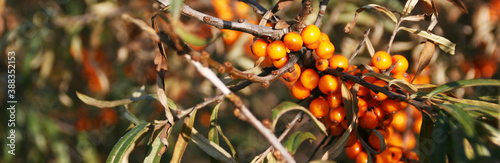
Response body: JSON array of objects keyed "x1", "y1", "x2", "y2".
[
  {"x1": 318, "y1": 74, "x2": 338, "y2": 94},
  {"x1": 388, "y1": 132, "x2": 403, "y2": 148},
  {"x1": 282, "y1": 63, "x2": 301, "y2": 82},
  {"x1": 392, "y1": 110, "x2": 408, "y2": 132},
  {"x1": 291, "y1": 82, "x2": 310, "y2": 99},
  {"x1": 357, "y1": 86, "x2": 370, "y2": 96},
  {"x1": 413, "y1": 114, "x2": 422, "y2": 134},
  {"x1": 372, "y1": 51, "x2": 392, "y2": 70},
  {"x1": 326, "y1": 92, "x2": 342, "y2": 108},
  {"x1": 283, "y1": 32, "x2": 303, "y2": 52},
  {"x1": 346, "y1": 141, "x2": 363, "y2": 160},
  {"x1": 392, "y1": 72, "x2": 411, "y2": 83},
  {"x1": 370, "y1": 80, "x2": 388, "y2": 101},
  {"x1": 221, "y1": 29, "x2": 240, "y2": 45},
  {"x1": 345, "y1": 131, "x2": 357, "y2": 147},
  {"x1": 357, "y1": 97, "x2": 368, "y2": 118},
  {"x1": 341, "y1": 118, "x2": 349, "y2": 129},
  {"x1": 329, "y1": 55, "x2": 349, "y2": 71},
  {"x1": 267, "y1": 40, "x2": 287, "y2": 60},
  {"x1": 272, "y1": 56, "x2": 288, "y2": 68},
  {"x1": 329, "y1": 106, "x2": 346, "y2": 124},
  {"x1": 235, "y1": 1, "x2": 250, "y2": 19},
  {"x1": 369, "y1": 130, "x2": 387, "y2": 150},
  {"x1": 309, "y1": 96, "x2": 329, "y2": 117},
  {"x1": 372, "y1": 106, "x2": 386, "y2": 120},
  {"x1": 381, "y1": 99, "x2": 401, "y2": 113},
  {"x1": 405, "y1": 151, "x2": 419, "y2": 162},
  {"x1": 251, "y1": 39, "x2": 268, "y2": 57},
  {"x1": 300, "y1": 68, "x2": 320, "y2": 90},
  {"x1": 320, "y1": 32, "x2": 330, "y2": 42},
  {"x1": 404, "y1": 133, "x2": 416, "y2": 151},
  {"x1": 315, "y1": 58, "x2": 329, "y2": 71},
  {"x1": 356, "y1": 151, "x2": 369, "y2": 163},
  {"x1": 301, "y1": 24, "x2": 321, "y2": 44},
  {"x1": 315, "y1": 41, "x2": 335, "y2": 59},
  {"x1": 362, "y1": 66, "x2": 380, "y2": 83},
  {"x1": 391, "y1": 54, "x2": 409, "y2": 74},
  {"x1": 329, "y1": 123, "x2": 345, "y2": 136},
  {"x1": 387, "y1": 147, "x2": 403, "y2": 162},
  {"x1": 359, "y1": 110, "x2": 378, "y2": 130},
  {"x1": 305, "y1": 41, "x2": 320, "y2": 49}
]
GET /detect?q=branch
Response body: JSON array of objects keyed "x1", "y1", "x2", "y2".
[
  {"x1": 314, "y1": 0, "x2": 329, "y2": 27},
  {"x1": 180, "y1": 5, "x2": 286, "y2": 40}
]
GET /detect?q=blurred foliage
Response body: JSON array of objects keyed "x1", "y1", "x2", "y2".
[{"x1": 0, "y1": 0, "x2": 498, "y2": 162}]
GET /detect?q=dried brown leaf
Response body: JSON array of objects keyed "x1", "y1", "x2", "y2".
[
  {"x1": 154, "y1": 52, "x2": 169, "y2": 72},
  {"x1": 446, "y1": 0, "x2": 468, "y2": 13},
  {"x1": 274, "y1": 20, "x2": 290, "y2": 30},
  {"x1": 276, "y1": 0, "x2": 294, "y2": 11},
  {"x1": 412, "y1": 41, "x2": 435, "y2": 83}
]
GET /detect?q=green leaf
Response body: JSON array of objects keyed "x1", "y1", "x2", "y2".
[
  {"x1": 271, "y1": 102, "x2": 328, "y2": 135},
  {"x1": 399, "y1": 27, "x2": 456, "y2": 54},
  {"x1": 427, "y1": 79, "x2": 500, "y2": 100},
  {"x1": 171, "y1": 109, "x2": 198, "y2": 163},
  {"x1": 358, "y1": 130, "x2": 386, "y2": 155},
  {"x1": 191, "y1": 128, "x2": 237, "y2": 163},
  {"x1": 76, "y1": 91, "x2": 156, "y2": 108},
  {"x1": 284, "y1": 131, "x2": 316, "y2": 154},
  {"x1": 208, "y1": 103, "x2": 221, "y2": 145},
  {"x1": 431, "y1": 94, "x2": 499, "y2": 110},
  {"x1": 144, "y1": 129, "x2": 165, "y2": 163},
  {"x1": 448, "y1": 121, "x2": 468, "y2": 163},
  {"x1": 106, "y1": 122, "x2": 150, "y2": 163},
  {"x1": 174, "y1": 26, "x2": 208, "y2": 46},
  {"x1": 476, "y1": 122, "x2": 500, "y2": 146},
  {"x1": 362, "y1": 72, "x2": 418, "y2": 93},
  {"x1": 171, "y1": 0, "x2": 184, "y2": 22},
  {"x1": 439, "y1": 104, "x2": 476, "y2": 138},
  {"x1": 429, "y1": 111, "x2": 448, "y2": 163}
]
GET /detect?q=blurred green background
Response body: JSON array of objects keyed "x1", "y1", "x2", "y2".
[{"x1": 0, "y1": 0, "x2": 498, "y2": 162}]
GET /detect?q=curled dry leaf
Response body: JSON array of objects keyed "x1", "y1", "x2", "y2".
[
  {"x1": 274, "y1": 20, "x2": 291, "y2": 30},
  {"x1": 399, "y1": 27, "x2": 455, "y2": 54},
  {"x1": 344, "y1": 4, "x2": 398, "y2": 34},
  {"x1": 412, "y1": 41, "x2": 435, "y2": 83}
]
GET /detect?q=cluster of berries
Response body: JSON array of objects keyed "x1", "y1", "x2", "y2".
[{"x1": 251, "y1": 24, "x2": 422, "y2": 162}]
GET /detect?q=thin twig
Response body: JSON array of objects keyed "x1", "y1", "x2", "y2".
[
  {"x1": 314, "y1": 0, "x2": 329, "y2": 27},
  {"x1": 387, "y1": 20, "x2": 402, "y2": 54}
]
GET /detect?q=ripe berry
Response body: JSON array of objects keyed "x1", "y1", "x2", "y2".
[
  {"x1": 356, "y1": 151, "x2": 368, "y2": 163},
  {"x1": 329, "y1": 106, "x2": 345, "y2": 124},
  {"x1": 405, "y1": 151, "x2": 419, "y2": 162},
  {"x1": 357, "y1": 97, "x2": 368, "y2": 118},
  {"x1": 372, "y1": 51, "x2": 392, "y2": 70},
  {"x1": 300, "y1": 68, "x2": 320, "y2": 90},
  {"x1": 392, "y1": 110, "x2": 408, "y2": 132},
  {"x1": 391, "y1": 54, "x2": 409, "y2": 74},
  {"x1": 291, "y1": 82, "x2": 310, "y2": 99},
  {"x1": 320, "y1": 32, "x2": 330, "y2": 42},
  {"x1": 326, "y1": 92, "x2": 342, "y2": 108},
  {"x1": 267, "y1": 40, "x2": 287, "y2": 60},
  {"x1": 392, "y1": 72, "x2": 411, "y2": 83},
  {"x1": 386, "y1": 147, "x2": 403, "y2": 162},
  {"x1": 251, "y1": 39, "x2": 268, "y2": 57},
  {"x1": 301, "y1": 24, "x2": 321, "y2": 45},
  {"x1": 370, "y1": 80, "x2": 388, "y2": 101},
  {"x1": 315, "y1": 41, "x2": 335, "y2": 59},
  {"x1": 368, "y1": 130, "x2": 387, "y2": 150},
  {"x1": 404, "y1": 133, "x2": 416, "y2": 151},
  {"x1": 282, "y1": 63, "x2": 301, "y2": 82},
  {"x1": 346, "y1": 141, "x2": 363, "y2": 160},
  {"x1": 359, "y1": 110, "x2": 378, "y2": 130},
  {"x1": 329, "y1": 55, "x2": 349, "y2": 71},
  {"x1": 283, "y1": 32, "x2": 303, "y2": 52},
  {"x1": 305, "y1": 41, "x2": 320, "y2": 49},
  {"x1": 315, "y1": 58, "x2": 329, "y2": 71},
  {"x1": 381, "y1": 99, "x2": 401, "y2": 113},
  {"x1": 329, "y1": 123, "x2": 345, "y2": 136},
  {"x1": 345, "y1": 131, "x2": 357, "y2": 147},
  {"x1": 318, "y1": 74, "x2": 338, "y2": 94},
  {"x1": 309, "y1": 96, "x2": 329, "y2": 117},
  {"x1": 272, "y1": 56, "x2": 288, "y2": 68}
]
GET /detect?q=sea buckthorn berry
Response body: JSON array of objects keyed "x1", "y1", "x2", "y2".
[
  {"x1": 381, "y1": 99, "x2": 401, "y2": 113},
  {"x1": 282, "y1": 63, "x2": 301, "y2": 82},
  {"x1": 222, "y1": 29, "x2": 240, "y2": 45},
  {"x1": 300, "y1": 68, "x2": 320, "y2": 90},
  {"x1": 356, "y1": 151, "x2": 368, "y2": 163},
  {"x1": 309, "y1": 96, "x2": 329, "y2": 117},
  {"x1": 357, "y1": 97, "x2": 368, "y2": 118},
  {"x1": 320, "y1": 32, "x2": 330, "y2": 42},
  {"x1": 405, "y1": 151, "x2": 419, "y2": 162},
  {"x1": 392, "y1": 110, "x2": 408, "y2": 132},
  {"x1": 329, "y1": 123, "x2": 345, "y2": 136},
  {"x1": 272, "y1": 56, "x2": 288, "y2": 68},
  {"x1": 305, "y1": 41, "x2": 320, "y2": 49},
  {"x1": 345, "y1": 131, "x2": 357, "y2": 147},
  {"x1": 392, "y1": 72, "x2": 411, "y2": 83},
  {"x1": 414, "y1": 114, "x2": 423, "y2": 134},
  {"x1": 362, "y1": 66, "x2": 380, "y2": 83},
  {"x1": 404, "y1": 133, "x2": 417, "y2": 151},
  {"x1": 301, "y1": 24, "x2": 321, "y2": 45},
  {"x1": 347, "y1": 65, "x2": 360, "y2": 75},
  {"x1": 387, "y1": 147, "x2": 403, "y2": 162},
  {"x1": 283, "y1": 32, "x2": 303, "y2": 52},
  {"x1": 267, "y1": 40, "x2": 287, "y2": 60},
  {"x1": 326, "y1": 92, "x2": 342, "y2": 108},
  {"x1": 357, "y1": 86, "x2": 370, "y2": 97},
  {"x1": 372, "y1": 51, "x2": 392, "y2": 70},
  {"x1": 369, "y1": 130, "x2": 387, "y2": 150},
  {"x1": 373, "y1": 106, "x2": 385, "y2": 120},
  {"x1": 388, "y1": 132, "x2": 403, "y2": 148},
  {"x1": 318, "y1": 74, "x2": 338, "y2": 94},
  {"x1": 291, "y1": 82, "x2": 310, "y2": 99},
  {"x1": 341, "y1": 118, "x2": 349, "y2": 129},
  {"x1": 346, "y1": 141, "x2": 363, "y2": 160},
  {"x1": 370, "y1": 80, "x2": 388, "y2": 101},
  {"x1": 315, "y1": 58, "x2": 329, "y2": 71},
  {"x1": 329, "y1": 55, "x2": 349, "y2": 71},
  {"x1": 315, "y1": 41, "x2": 335, "y2": 59},
  {"x1": 329, "y1": 106, "x2": 345, "y2": 124},
  {"x1": 380, "y1": 113, "x2": 393, "y2": 127},
  {"x1": 360, "y1": 110, "x2": 378, "y2": 130},
  {"x1": 391, "y1": 54, "x2": 409, "y2": 74},
  {"x1": 251, "y1": 39, "x2": 268, "y2": 57}
]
